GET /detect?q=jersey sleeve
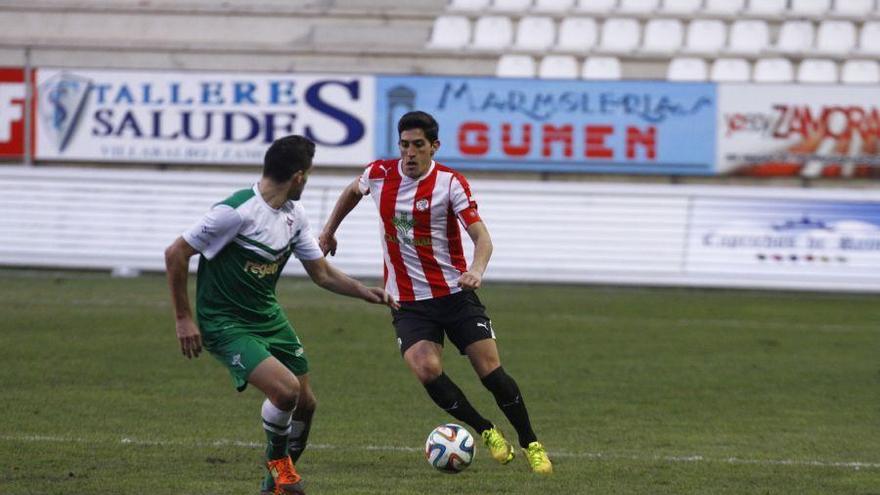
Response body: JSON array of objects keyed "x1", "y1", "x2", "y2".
[
  {"x1": 449, "y1": 174, "x2": 482, "y2": 227},
  {"x1": 291, "y1": 207, "x2": 324, "y2": 261},
  {"x1": 182, "y1": 204, "x2": 243, "y2": 260},
  {"x1": 356, "y1": 163, "x2": 373, "y2": 195}
]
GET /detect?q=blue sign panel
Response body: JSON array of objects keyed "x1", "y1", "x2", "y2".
[{"x1": 376, "y1": 76, "x2": 717, "y2": 175}]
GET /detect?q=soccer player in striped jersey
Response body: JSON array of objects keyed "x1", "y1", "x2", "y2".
[
  {"x1": 318, "y1": 111, "x2": 553, "y2": 474},
  {"x1": 164, "y1": 135, "x2": 399, "y2": 495}
]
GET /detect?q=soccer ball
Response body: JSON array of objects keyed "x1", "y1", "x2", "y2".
[{"x1": 424, "y1": 423, "x2": 475, "y2": 473}]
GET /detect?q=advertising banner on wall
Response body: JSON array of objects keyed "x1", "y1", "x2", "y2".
[
  {"x1": 686, "y1": 196, "x2": 880, "y2": 282},
  {"x1": 376, "y1": 76, "x2": 717, "y2": 175},
  {"x1": 0, "y1": 68, "x2": 27, "y2": 160},
  {"x1": 718, "y1": 83, "x2": 880, "y2": 179},
  {"x1": 34, "y1": 68, "x2": 375, "y2": 165}
]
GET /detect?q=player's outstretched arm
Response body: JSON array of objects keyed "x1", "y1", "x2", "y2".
[
  {"x1": 301, "y1": 257, "x2": 399, "y2": 310},
  {"x1": 318, "y1": 178, "x2": 364, "y2": 256},
  {"x1": 164, "y1": 237, "x2": 203, "y2": 359},
  {"x1": 458, "y1": 221, "x2": 493, "y2": 290}
]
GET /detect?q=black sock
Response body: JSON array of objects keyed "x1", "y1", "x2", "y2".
[
  {"x1": 288, "y1": 410, "x2": 314, "y2": 463},
  {"x1": 424, "y1": 373, "x2": 493, "y2": 433},
  {"x1": 481, "y1": 367, "x2": 537, "y2": 448}
]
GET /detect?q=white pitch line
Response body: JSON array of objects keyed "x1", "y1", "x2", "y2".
[{"x1": 2, "y1": 434, "x2": 878, "y2": 470}]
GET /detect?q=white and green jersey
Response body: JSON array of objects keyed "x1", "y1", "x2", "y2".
[{"x1": 182, "y1": 184, "x2": 323, "y2": 334}]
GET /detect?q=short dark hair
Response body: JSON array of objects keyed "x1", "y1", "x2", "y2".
[
  {"x1": 398, "y1": 111, "x2": 439, "y2": 142},
  {"x1": 262, "y1": 135, "x2": 316, "y2": 182}
]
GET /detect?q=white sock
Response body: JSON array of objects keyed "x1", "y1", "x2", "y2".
[{"x1": 262, "y1": 399, "x2": 292, "y2": 435}]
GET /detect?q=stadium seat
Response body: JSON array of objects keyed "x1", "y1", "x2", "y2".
[
  {"x1": 710, "y1": 58, "x2": 751, "y2": 81},
  {"x1": 532, "y1": 0, "x2": 576, "y2": 13},
  {"x1": 753, "y1": 58, "x2": 794, "y2": 82},
  {"x1": 830, "y1": 0, "x2": 873, "y2": 17},
  {"x1": 555, "y1": 17, "x2": 598, "y2": 53},
  {"x1": 797, "y1": 58, "x2": 838, "y2": 83},
  {"x1": 573, "y1": 0, "x2": 618, "y2": 13},
  {"x1": 471, "y1": 16, "x2": 514, "y2": 50},
  {"x1": 514, "y1": 16, "x2": 556, "y2": 51},
  {"x1": 683, "y1": 20, "x2": 727, "y2": 54},
  {"x1": 727, "y1": 20, "x2": 769, "y2": 55},
  {"x1": 448, "y1": 0, "x2": 492, "y2": 11},
  {"x1": 581, "y1": 56, "x2": 622, "y2": 79},
  {"x1": 496, "y1": 54, "x2": 537, "y2": 77},
  {"x1": 642, "y1": 19, "x2": 683, "y2": 54},
  {"x1": 491, "y1": 0, "x2": 534, "y2": 12},
  {"x1": 618, "y1": 0, "x2": 659, "y2": 13},
  {"x1": 815, "y1": 21, "x2": 855, "y2": 55},
  {"x1": 857, "y1": 22, "x2": 880, "y2": 55},
  {"x1": 661, "y1": 0, "x2": 701, "y2": 14},
  {"x1": 703, "y1": 0, "x2": 745, "y2": 15},
  {"x1": 666, "y1": 57, "x2": 708, "y2": 81},
  {"x1": 790, "y1": 0, "x2": 831, "y2": 17},
  {"x1": 840, "y1": 59, "x2": 880, "y2": 83},
  {"x1": 744, "y1": 0, "x2": 786, "y2": 16},
  {"x1": 426, "y1": 16, "x2": 471, "y2": 50},
  {"x1": 775, "y1": 21, "x2": 815, "y2": 54},
  {"x1": 599, "y1": 18, "x2": 640, "y2": 53},
  {"x1": 538, "y1": 55, "x2": 579, "y2": 79}
]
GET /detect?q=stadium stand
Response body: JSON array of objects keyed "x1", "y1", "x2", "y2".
[
  {"x1": 840, "y1": 58, "x2": 880, "y2": 83},
  {"x1": 666, "y1": 56, "x2": 708, "y2": 80},
  {"x1": 538, "y1": 54, "x2": 579, "y2": 78},
  {"x1": 495, "y1": 53, "x2": 537, "y2": 76}
]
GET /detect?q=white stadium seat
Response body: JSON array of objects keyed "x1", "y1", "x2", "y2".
[
  {"x1": 555, "y1": 17, "x2": 598, "y2": 53},
  {"x1": 599, "y1": 18, "x2": 640, "y2": 53},
  {"x1": 532, "y1": 0, "x2": 576, "y2": 13},
  {"x1": 448, "y1": 0, "x2": 492, "y2": 11},
  {"x1": 642, "y1": 19, "x2": 684, "y2": 54},
  {"x1": 661, "y1": 0, "x2": 701, "y2": 14},
  {"x1": 745, "y1": 0, "x2": 786, "y2": 16},
  {"x1": 857, "y1": 22, "x2": 880, "y2": 55},
  {"x1": 491, "y1": 0, "x2": 533, "y2": 12},
  {"x1": 496, "y1": 54, "x2": 537, "y2": 77},
  {"x1": 514, "y1": 16, "x2": 556, "y2": 51},
  {"x1": 710, "y1": 58, "x2": 751, "y2": 81},
  {"x1": 841, "y1": 59, "x2": 880, "y2": 84},
  {"x1": 797, "y1": 58, "x2": 838, "y2": 83},
  {"x1": 815, "y1": 21, "x2": 856, "y2": 55},
  {"x1": 618, "y1": 0, "x2": 659, "y2": 13},
  {"x1": 775, "y1": 21, "x2": 815, "y2": 54},
  {"x1": 581, "y1": 56, "x2": 622, "y2": 79},
  {"x1": 831, "y1": 0, "x2": 873, "y2": 17},
  {"x1": 426, "y1": 16, "x2": 471, "y2": 49},
  {"x1": 538, "y1": 55, "x2": 579, "y2": 79},
  {"x1": 753, "y1": 58, "x2": 794, "y2": 82},
  {"x1": 790, "y1": 0, "x2": 831, "y2": 17},
  {"x1": 666, "y1": 57, "x2": 708, "y2": 81},
  {"x1": 683, "y1": 20, "x2": 727, "y2": 54},
  {"x1": 574, "y1": 0, "x2": 618, "y2": 13},
  {"x1": 704, "y1": 0, "x2": 745, "y2": 15},
  {"x1": 727, "y1": 20, "x2": 769, "y2": 55},
  {"x1": 471, "y1": 16, "x2": 514, "y2": 50}
]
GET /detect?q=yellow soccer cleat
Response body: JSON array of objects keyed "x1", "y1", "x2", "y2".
[
  {"x1": 481, "y1": 426, "x2": 515, "y2": 464},
  {"x1": 523, "y1": 441, "x2": 553, "y2": 474}
]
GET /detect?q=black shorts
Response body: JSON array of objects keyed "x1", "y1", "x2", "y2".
[{"x1": 391, "y1": 290, "x2": 495, "y2": 355}]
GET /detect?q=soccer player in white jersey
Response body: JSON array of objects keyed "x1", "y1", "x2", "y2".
[
  {"x1": 164, "y1": 135, "x2": 399, "y2": 495},
  {"x1": 318, "y1": 111, "x2": 553, "y2": 474}
]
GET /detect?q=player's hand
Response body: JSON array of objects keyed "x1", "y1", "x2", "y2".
[
  {"x1": 458, "y1": 270, "x2": 482, "y2": 290},
  {"x1": 318, "y1": 231, "x2": 337, "y2": 256},
  {"x1": 367, "y1": 286, "x2": 400, "y2": 310},
  {"x1": 175, "y1": 318, "x2": 202, "y2": 359}
]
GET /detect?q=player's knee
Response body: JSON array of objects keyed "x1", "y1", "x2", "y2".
[
  {"x1": 298, "y1": 390, "x2": 317, "y2": 414},
  {"x1": 412, "y1": 362, "x2": 443, "y2": 384},
  {"x1": 271, "y1": 378, "x2": 300, "y2": 410}
]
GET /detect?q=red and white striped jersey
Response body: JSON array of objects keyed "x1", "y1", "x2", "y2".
[{"x1": 358, "y1": 159, "x2": 482, "y2": 302}]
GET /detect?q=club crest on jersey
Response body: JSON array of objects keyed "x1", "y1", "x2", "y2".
[{"x1": 415, "y1": 198, "x2": 430, "y2": 212}]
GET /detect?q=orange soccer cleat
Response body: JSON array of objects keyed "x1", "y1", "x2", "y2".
[{"x1": 266, "y1": 457, "x2": 305, "y2": 495}]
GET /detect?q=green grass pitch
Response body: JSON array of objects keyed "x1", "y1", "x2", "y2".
[{"x1": 1, "y1": 269, "x2": 878, "y2": 494}]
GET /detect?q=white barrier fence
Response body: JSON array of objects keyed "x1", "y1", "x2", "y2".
[{"x1": 1, "y1": 166, "x2": 879, "y2": 292}]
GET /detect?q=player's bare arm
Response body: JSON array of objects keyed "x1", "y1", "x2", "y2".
[
  {"x1": 458, "y1": 221, "x2": 493, "y2": 290},
  {"x1": 164, "y1": 236, "x2": 203, "y2": 359},
  {"x1": 301, "y1": 257, "x2": 400, "y2": 309},
  {"x1": 318, "y1": 178, "x2": 365, "y2": 256}
]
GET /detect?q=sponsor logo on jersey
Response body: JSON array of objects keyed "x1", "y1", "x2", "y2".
[
  {"x1": 389, "y1": 212, "x2": 432, "y2": 246},
  {"x1": 243, "y1": 260, "x2": 279, "y2": 278}
]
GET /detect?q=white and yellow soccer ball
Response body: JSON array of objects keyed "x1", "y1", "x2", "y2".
[{"x1": 424, "y1": 423, "x2": 475, "y2": 473}]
